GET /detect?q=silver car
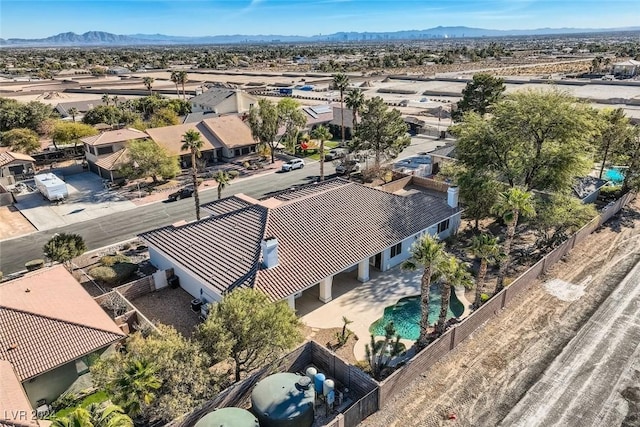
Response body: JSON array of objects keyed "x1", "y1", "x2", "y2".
[{"x1": 281, "y1": 158, "x2": 305, "y2": 171}]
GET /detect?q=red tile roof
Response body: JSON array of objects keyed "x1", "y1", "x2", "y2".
[
  {"x1": 0, "y1": 152, "x2": 35, "y2": 168},
  {"x1": 0, "y1": 361, "x2": 37, "y2": 427}
]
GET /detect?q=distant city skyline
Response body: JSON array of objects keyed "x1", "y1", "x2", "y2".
[{"x1": 1, "y1": 0, "x2": 639, "y2": 39}]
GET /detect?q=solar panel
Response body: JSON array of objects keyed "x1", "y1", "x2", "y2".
[
  {"x1": 304, "y1": 108, "x2": 318, "y2": 119},
  {"x1": 311, "y1": 105, "x2": 332, "y2": 115}
]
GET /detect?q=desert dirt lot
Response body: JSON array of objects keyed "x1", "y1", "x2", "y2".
[{"x1": 362, "y1": 197, "x2": 640, "y2": 427}]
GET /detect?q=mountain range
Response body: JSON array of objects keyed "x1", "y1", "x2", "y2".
[{"x1": 2, "y1": 26, "x2": 639, "y2": 47}]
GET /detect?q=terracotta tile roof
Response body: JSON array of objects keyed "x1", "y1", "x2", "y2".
[
  {"x1": 140, "y1": 206, "x2": 268, "y2": 294},
  {"x1": 0, "y1": 152, "x2": 35, "y2": 168},
  {"x1": 0, "y1": 266, "x2": 125, "y2": 381},
  {"x1": 262, "y1": 178, "x2": 350, "y2": 201},
  {"x1": 201, "y1": 115, "x2": 255, "y2": 149},
  {"x1": 0, "y1": 361, "x2": 37, "y2": 427},
  {"x1": 94, "y1": 148, "x2": 130, "y2": 171},
  {"x1": 80, "y1": 128, "x2": 148, "y2": 147},
  {"x1": 141, "y1": 179, "x2": 458, "y2": 302},
  {"x1": 302, "y1": 105, "x2": 333, "y2": 126},
  {"x1": 189, "y1": 88, "x2": 257, "y2": 109},
  {"x1": 200, "y1": 196, "x2": 254, "y2": 217},
  {"x1": 145, "y1": 122, "x2": 220, "y2": 156}
]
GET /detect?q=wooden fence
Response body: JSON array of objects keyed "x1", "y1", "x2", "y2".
[{"x1": 378, "y1": 191, "x2": 635, "y2": 407}]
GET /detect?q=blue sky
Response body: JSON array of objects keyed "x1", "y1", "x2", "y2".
[{"x1": 1, "y1": 0, "x2": 638, "y2": 39}]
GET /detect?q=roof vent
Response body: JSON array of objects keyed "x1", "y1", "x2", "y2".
[{"x1": 261, "y1": 237, "x2": 279, "y2": 269}]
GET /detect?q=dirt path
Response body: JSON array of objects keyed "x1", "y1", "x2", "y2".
[{"x1": 362, "y1": 199, "x2": 640, "y2": 427}]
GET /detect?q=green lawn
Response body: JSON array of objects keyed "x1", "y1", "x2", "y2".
[
  {"x1": 53, "y1": 391, "x2": 109, "y2": 419},
  {"x1": 299, "y1": 140, "x2": 341, "y2": 161}
]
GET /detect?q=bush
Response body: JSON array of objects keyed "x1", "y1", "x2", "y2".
[
  {"x1": 89, "y1": 262, "x2": 138, "y2": 285},
  {"x1": 99, "y1": 254, "x2": 131, "y2": 267},
  {"x1": 228, "y1": 170, "x2": 240, "y2": 179},
  {"x1": 480, "y1": 293, "x2": 490, "y2": 303},
  {"x1": 112, "y1": 262, "x2": 138, "y2": 282},
  {"x1": 25, "y1": 259, "x2": 45, "y2": 271},
  {"x1": 121, "y1": 243, "x2": 132, "y2": 250}
]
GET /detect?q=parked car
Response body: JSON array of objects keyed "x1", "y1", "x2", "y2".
[
  {"x1": 325, "y1": 148, "x2": 349, "y2": 161},
  {"x1": 336, "y1": 160, "x2": 362, "y2": 175},
  {"x1": 281, "y1": 158, "x2": 305, "y2": 172},
  {"x1": 168, "y1": 186, "x2": 194, "y2": 201}
]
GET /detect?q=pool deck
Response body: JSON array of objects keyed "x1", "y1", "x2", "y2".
[{"x1": 299, "y1": 265, "x2": 473, "y2": 361}]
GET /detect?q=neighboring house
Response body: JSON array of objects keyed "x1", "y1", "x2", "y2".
[
  {"x1": 189, "y1": 88, "x2": 258, "y2": 115},
  {"x1": 146, "y1": 115, "x2": 258, "y2": 164},
  {"x1": 573, "y1": 176, "x2": 608, "y2": 204},
  {"x1": 0, "y1": 152, "x2": 35, "y2": 180},
  {"x1": 612, "y1": 59, "x2": 640, "y2": 77},
  {"x1": 107, "y1": 66, "x2": 130, "y2": 75},
  {"x1": 55, "y1": 99, "x2": 105, "y2": 119},
  {"x1": 0, "y1": 266, "x2": 125, "y2": 408},
  {"x1": 81, "y1": 128, "x2": 149, "y2": 181},
  {"x1": 140, "y1": 178, "x2": 461, "y2": 311},
  {"x1": 301, "y1": 105, "x2": 334, "y2": 131},
  {"x1": 330, "y1": 104, "x2": 355, "y2": 131}
]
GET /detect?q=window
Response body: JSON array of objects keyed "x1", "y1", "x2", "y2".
[
  {"x1": 437, "y1": 219, "x2": 450, "y2": 233},
  {"x1": 96, "y1": 146, "x2": 113, "y2": 155},
  {"x1": 390, "y1": 242, "x2": 402, "y2": 258}
]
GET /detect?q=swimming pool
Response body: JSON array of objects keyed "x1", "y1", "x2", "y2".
[
  {"x1": 369, "y1": 285, "x2": 465, "y2": 341},
  {"x1": 604, "y1": 168, "x2": 625, "y2": 185}
]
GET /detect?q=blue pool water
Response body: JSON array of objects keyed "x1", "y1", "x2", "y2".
[
  {"x1": 369, "y1": 285, "x2": 465, "y2": 341},
  {"x1": 604, "y1": 168, "x2": 625, "y2": 185}
]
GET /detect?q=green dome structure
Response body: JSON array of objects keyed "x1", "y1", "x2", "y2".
[
  {"x1": 251, "y1": 373, "x2": 315, "y2": 427},
  {"x1": 194, "y1": 408, "x2": 259, "y2": 427}
]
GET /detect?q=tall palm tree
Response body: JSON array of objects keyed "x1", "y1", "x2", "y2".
[
  {"x1": 345, "y1": 88, "x2": 365, "y2": 134},
  {"x1": 402, "y1": 234, "x2": 446, "y2": 350},
  {"x1": 490, "y1": 187, "x2": 536, "y2": 293},
  {"x1": 435, "y1": 256, "x2": 473, "y2": 335},
  {"x1": 102, "y1": 94, "x2": 111, "y2": 106},
  {"x1": 142, "y1": 77, "x2": 154, "y2": 96},
  {"x1": 213, "y1": 170, "x2": 230, "y2": 200},
  {"x1": 469, "y1": 233, "x2": 501, "y2": 308},
  {"x1": 68, "y1": 107, "x2": 79, "y2": 123},
  {"x1": 311, "y1": 125, "x2": 332, "y2": 181},
  {"x1": 170, "y1": 71, "x2": 181, "y2": 98},
  {"x1": 110, "y1": 359, "x2": 161, "y2": 419},
  {"x1": 181, "y1": 129, "x2": 204, "y2": 220},
  {"x1": 178, "y1": 71, "x2": 188, "y2": 100},
  {"x1": 332, "y1": 73, "x2": 350, "y2": 143}
]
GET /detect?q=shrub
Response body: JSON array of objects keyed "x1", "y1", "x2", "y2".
[
  {"x1": 480, "y1": 293, "x2": 490, "y2": 303},
  {"x1": 25, "y1": 259, "x2": 45, "y2": 271},
  {"x1": 228, "y1": 170, "x2": 240, "y2": 179},
  {"x1": 112, "y1": 262, "x2": 138, "y2": 283},
  {"x1": 89, "y1": 262, "x2": 138, "y2": 285},
  {"x1": 121, "y1": 243, "x2": 132, "y2": 250},
  {"x1": 99, "y1": 254, "x2": 131, "y2": 267}
]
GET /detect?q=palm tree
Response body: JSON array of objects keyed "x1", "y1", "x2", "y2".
[
  {"x1": 181, "y1": 129, "x2": 204, "y2": 220},
  {"x1": 142, "y1": 77, "x2": 154, "y2": 96},
  {"x1": 311, "y1": 125, "x2": 332, "y2": 181},
  {"x1": 435, "y1": 256, "x2": 473, "y2": 335},
  {"x1": 102, "y1": 94, "x2": 111, "y2": 106},
  {"x1": 345, "y1": 88, "x2": 365, "y2": 134},
  {"x1": 52, "y1": 404, "x2": 133, "y2": 427},
  {"x1": 68, "y1": 107, "x2": 79, "y2": 122},
  {"x1": 112, "y1": 96, "x2": 120, "y2": 108},
  {"x1": 490, "y1": 187, "x2": 536, "y2": 293},
  {"x1": 176, "y1": 71, "x2": 188, "y2": 100},
  {"x1": 170, "y1": 71, "x2": 181, "y2": 98},
  {"x1": 110, "y1": 359, "x2": 161, "y2": 419},
  {"x1": 333, "y1": 73, "x2": 350, "y2": 143},
  {"x1": 213, "y1": 170, "x2": 230, "y2": 200},
  {"x1": 469, "y1": 233, "x2": 501, "y2": 308},
  {"x1": 402, "y1": 234, "x2": 446, "y2": 350}
]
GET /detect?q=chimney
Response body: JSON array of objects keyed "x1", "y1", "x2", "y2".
[
  {"x1": 261, "y1": 237, "x2": 279, "y2": 269},
  {"x1": 447, "y1": 186, "x2": 459, "y2": 208}
]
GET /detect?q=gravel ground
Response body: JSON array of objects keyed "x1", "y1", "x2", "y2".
[
  {"x1": 362, "y1": 198, "x2": 640, "y2": 427},
  {"x1": 131, "y1": 286, "x2": 201, "y2": 337}
]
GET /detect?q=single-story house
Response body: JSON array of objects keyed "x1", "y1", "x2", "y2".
[
  {"x1": 55, "y1": 99, "x2": 105, "y2": 119},
  {"x1": 0, "y1": 266, "x2": 125, "y2": 408},
  {"x1": 301, "y1": 105, "x2": 334, "y2": 130},
  {"x1": 140, "y1": 178, "x2": 461, "y2": 311},
  {"x1": 573, "y1": 176, "x2": 608, "y2": 204},
  {"x1": 612, "y1": 59, "x2": 640, "y2": 77},
  {"x1": 81, "y1": 128, "x2": 149, "y2": 181},
  {"x1": 0, "y1": 151, "x2": 35, "y2": 180},
  {"x1": 189, "y1": 88, "x2": 258, "y2": 115},
  {"x1": 1, "y1": 360, "x2": 39, "y2": 427}
]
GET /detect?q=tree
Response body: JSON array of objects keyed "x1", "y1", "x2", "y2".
[
  {"x1": 52, "y1": 122, "x2": 98, "y2": 149},
  {"x1": 1, "y1": 128, "x2": 40, "y2": 154},
  {"x1": 178, "y1": 71, "x2": 188, "y2": 100},
  {"x1": 119, "y1": 139, "x2": 179, "y2": 183},
  {"x1": 469, "y1": 234, "x2": 500, "y2": 308},
  {"x1": 170, "y1": 71, "x2": 187, "y2": 100},
  {"x1": 143, "y1": 77, "x2": 154, "y2": 96},
  {"x1": 311, "y1": 125, "x2": 332, "y2": 181},
  {"x1": 0, "y1": 98, "x2": 56, "y2": 133},
  {"x1": 355, "y1": 97, "x2": 410, "y2": 168},
  {"x1": 52, "y1": 404, "x2": 133, "y2": 427},
  {"x1": 452, "y1": 73, "x2": 505, "y2": 121},
  {"x1": 452, "y1": 89, "x2": 596, "y2": 193},
  {"x1": 490, "y1": 187, "x2": 536, "y2": 293},
  {"x1": 170, "y1": 71, "x2": 181, "y2": 98},
  {"x1": 617, "y1": 126, "x2": 640, "y2": 192},
  {"x1": 195, "y1": 288, "x2": 302, "y2": 382},
  {"x1": 83, "y1": 106, "x2": 122, "y2": 126},
  {"x1": 102, "y1": 94, "x2": 111, "y2": 107},
  {"x1": 532, "y1": 194, "x2": 598, "y2": 250},
  {"x1": 109, "y1": 359, "x2": 161, "y2": 419},
  {"x1": 213, "y1": 170, "x2": 233, "y2": 200},
  {"x1": 68, "y1": 107, "x2": 79, "y2": 123},
  {"x1": 345, "y1": 88, "x2": 365, "y2": 133},
  {"x1": 181, "y1": 129, "x2": 204, "y2": 220},
  {"x1": 435, "y1": 256, "x2": 473, "y2": 335},
  {"x1": 248, "y1": 99, "x2": 279, "y2": 164},
  {"x1": 402, "y1": 234, "x2": 446, "y2": 350},
  {"x1": 148, "y1": 107, "x2": 179, "y2": 128},
  {"x1": 595, "y1": 108, "x2": 633, "y2": 179},
  {"x1": 333, "y1": 73, "x2": 350, "y2": 143},
  {"x1": 364, "y1": 321, "x2": 404, "y2": 381},
  {"x1": 43, "y1": 232, "x2": 87, "y2": 267},
  {"x1": 277, "y1": 98, "x2": 307, "y2": 153}
]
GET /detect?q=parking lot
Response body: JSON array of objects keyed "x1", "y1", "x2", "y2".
[{"x1": 13, "y1": 172, "x2": 136, "y2": 231}]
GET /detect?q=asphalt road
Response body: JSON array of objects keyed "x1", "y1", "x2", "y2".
[{"x1": 0, "y1": 136, "x2": 446, "y2": 275}]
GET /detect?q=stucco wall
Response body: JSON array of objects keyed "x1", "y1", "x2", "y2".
[{"x1": 22, "y1": 361, "x2": 78, "y2": 406}]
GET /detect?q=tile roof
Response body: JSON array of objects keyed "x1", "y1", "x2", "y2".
[
  {"x1": 140, "y1": 206, "x2": 268, "y2": 295},
  {"x1": 0, "y1": 361, "x2": 37, "y2": 427},
  {"x1": 55, "y1": 99, "x2": 104, "y2": 116},
  {"x1": 145, "y1": 121, "x2": 220, "y2": 156},
  {"x1": 200, "y1": 195, "x2": 254, "y2": 217},
  {"x1": 302, "y1": 105, "x2": 333, "y2": 126},
  {"x1": 201, "y1": 115, "x2": 256, "y2": 149},
  {"x1": 189, "y1": 88, "x2": 236, "y2": 107},
  {"x1": 141, "y1": 179, "x2": 458, "y2": 302},
  {"x1": 0, "y1": 266, "x2": 125, "y2": 381},
  {"x1": 182, "y1": 111, "x2": 219, "y2": 124},
  {"x1": 0, "y1": 152, "x2": 35, "y2": 168},
  {"x1": 94, "y1": 147, "x2": 130, "y2": 171},
  {"x1": 261, "y1": 178, "x2": 351, "y2": 201},
  {"x1": 81, "y1": 128, "x2": 148, "y2": 147}
]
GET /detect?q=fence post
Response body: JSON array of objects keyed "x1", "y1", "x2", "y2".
[
  {"x1": 501, "y1": 289, "x2": 508, "y2": 309},
  {"x1": 450, "y1": 327, "x2": 456, "y2": 350}
]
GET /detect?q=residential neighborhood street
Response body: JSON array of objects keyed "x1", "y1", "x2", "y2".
[{"x1": 0, "y1": 136, "x2": 451, "y2": 275}]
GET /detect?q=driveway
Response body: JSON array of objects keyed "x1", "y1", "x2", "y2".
[{"x1": 14, "y1": 173, "x2": 136, "y2": 231}]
